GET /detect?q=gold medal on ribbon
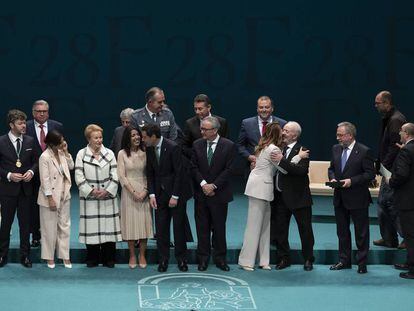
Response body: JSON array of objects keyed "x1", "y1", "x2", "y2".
[{"x1": 16, "y1": 159, "x2": 22, "y2": 168}]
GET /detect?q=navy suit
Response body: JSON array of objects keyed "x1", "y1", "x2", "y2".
[
  {"x1": 0, "y1": 134, "x2": 38, "y2": 259},
  {"x1": 191, "y1": 137, "x2": 235, "y2": 264},
  {"x1": 25, "y1": 119, "x2": 63, "y2": 242},
  {"x1": 146, "y1": 138, "x2": 193, "y2": 263},
  {"x1": 328, "y1": 142, "x2": 375, "y2": 265},
  {"x1": 237, "y1": 115, "x2": 286, "y2": 160}
]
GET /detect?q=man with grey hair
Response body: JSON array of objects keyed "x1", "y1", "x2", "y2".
[
  {"x1": 328, "y1": 122, "x2": 375, "y2": 274},
  {"x1": 374, "y1": 90, "x2": 407, "y2": 250},
  {"x1": 389, "y1": 123, "x2": 414, "y2": 279},
  {"x1": 270, "y1": 121, "x2": 314, "y2": 271},
  {"x1": 26, "y1": 99, "x2": 63, "y2": 248},
  {"x1": 191, "y1": 116, "x2": 235, "y2": 272},
  {"x1": 130, "y1": 87, "x2": 178, "y2": 141},
  {"x1": 109, "y1": 107, "x2": 134, "y2": 157}
]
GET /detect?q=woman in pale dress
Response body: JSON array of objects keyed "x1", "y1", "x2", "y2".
[
  {"x1": 117, "y1": 126, "x2": 153, "y2": 268},
  {"x1": 239, "y1": 122, "x2": 308, "y2": 271},
  {"x1": 38, "y1": 130, "x2": 73, "y2": 269}
]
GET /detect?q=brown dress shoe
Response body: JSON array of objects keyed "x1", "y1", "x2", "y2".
[{"x1": 373, "y1": 239, "x2": 398, "y2": 248}]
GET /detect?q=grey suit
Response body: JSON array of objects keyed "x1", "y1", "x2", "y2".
[
  {"x1": 130, "y1": 106, "x2": 178, "y2": 141},
  {"x1": 109, "y1": 126, "x2": 125, "y2": 158}
]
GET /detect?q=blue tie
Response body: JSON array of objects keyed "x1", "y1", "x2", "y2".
[{"x1": 341, "y1": 147, "x2": 348, "y2": 172}]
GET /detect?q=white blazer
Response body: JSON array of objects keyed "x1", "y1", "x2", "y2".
[{"x1": 37, "y1": 148, "x2": 74, "y2": 208}]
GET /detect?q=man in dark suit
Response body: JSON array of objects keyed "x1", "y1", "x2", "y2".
[
  {"x1": 142, "y1": 124, "x2": 193, "y2": 273},
  {"x1": 181, "y1": 94, "x2": 228, "y2": 156},
  {"x1": 237, "y1": 96, "x2": 287, "y2": 168},
  {"x1": 26, "y1": 100, "x2": 63, "y2": 247},
  {"x1": 271, "y1": 121, "x2": 315, "y2": 271},
  {"x1": 389, "y1": 123, "x2": 414, "y2": 279},
  {"x1": 191, "y1": 116, "x2": 235, "y2": 272},
  {"x1": 109, "y1": 107, "x2": 134, "y2": 157},
  {"x1": 328, "y1": 122, "x2": 375, "y2": 274},
  {"x1": 0, "y1": 110, "x2": 38, "y2": 268}
]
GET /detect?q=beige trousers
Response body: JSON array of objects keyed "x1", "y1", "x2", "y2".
[
  {"x1": 39, "y1": 199, "x2": 71, "y2": 260},
  {"x1": 238, "y1": 196, "x2": 271, "y2": 267}
]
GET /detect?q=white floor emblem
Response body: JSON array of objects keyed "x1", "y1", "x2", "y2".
[{"x1": 138, "y1": 273, "x2": 257, "y2": 310}]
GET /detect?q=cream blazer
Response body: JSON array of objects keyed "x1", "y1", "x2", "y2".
[
  {"x1": 37, "y1": 148, "x2": 74, "y2": 208},
  {"x1": 244, "y1": 144, "x2": 301, "y2": 201}
]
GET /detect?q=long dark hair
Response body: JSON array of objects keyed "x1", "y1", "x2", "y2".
[
  {"x1": 255, "y1": 122, "x2": 282, "y2": 155},
  {"x1": 44, "y1": 129, "x2": 63, "y2": 148},
  {"x1": 121, "y1": 126, "x2": 144, "y2": 157}
]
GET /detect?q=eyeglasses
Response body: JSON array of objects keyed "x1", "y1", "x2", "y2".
[
  {"x1": 34, "y1": 110, "x2": 48, "y2": 114},
  {"x1": 200, "y1": 127, "x2": 215, "y2": 132}
]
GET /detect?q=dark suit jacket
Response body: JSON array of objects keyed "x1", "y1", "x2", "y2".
[
  {"x1": 237, "y1": 115, "x2": 287, "y2": 160},
  {"x1": 0, "y1": 134, "x2": 38, "y2": 196},
  {"x1": 328, "y1": 142, "x2": 375, "y2": 210},
  {"x1": 277, "y1": 142, "x2": 312, "y2": 210},
  {"x1": 26, "y1": 119, "x2": 64, "y2": 157},
  {"x1": 146, "y1": 138, "x2": 190, "y2": 204},
  {"x1": 183, "y1": 115, "x2": 228, "y2": 147},
  {"x1": 191, "y1": 137, "x2": 235, "y2": 204},
  {"x1": 109, "y1": 126, "x2": 125, "y2": 158},
  {"x1": 389, "y1": 140, "x2": 414, "y2": 211}
]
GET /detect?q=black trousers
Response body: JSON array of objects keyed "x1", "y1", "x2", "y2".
[
  {"x1": 86, "y1": 242, "x2": 116, "y2": 265},
  {"x1": 334, "y1": 204, "x2": 369, "y2": 265},
  {"x1": 30, "y1": 178, "x2": 41, "y2": 241},
  {"x1": 275, "y1": 201, "x2": 315, "y2": 263},
  {"x1": 155, "y1": 201, "x2": 190, "y2": 263},
  {"x1": 194, "y1": 199, "x2": 228, "y2": 264},
  {"x1": 399, "y1": 209, "x2": 414, "y2": 271},
  {"x1": 0, "y1": 194, "x2": 32, "y2": 258}
]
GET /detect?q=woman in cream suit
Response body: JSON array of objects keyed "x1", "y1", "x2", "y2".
[
  {"x1": 38, "y1": 130, "x2": 74, "y2": 269},
  {"x1": 238, "y1": 122, "x2": 307, "y2": 271}
]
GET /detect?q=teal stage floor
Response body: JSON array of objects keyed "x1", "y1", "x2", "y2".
[{"x1": 0, "y1": 264, "x2": 412, "y2": 311}]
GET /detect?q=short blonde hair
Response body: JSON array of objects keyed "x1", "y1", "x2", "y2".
[{"x1": 84, "y1": 124, "x2": 103, "y2": 140}]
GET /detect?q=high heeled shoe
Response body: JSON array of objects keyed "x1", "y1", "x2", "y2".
[
  {"x1": 129, "y1": 258, "x2": 137, "y2": 269},
  {"x1": 63, "y1": 260, "x2": 72, "y2": 269},
  {"x1": 47, "y1": 261, "x2": 55, "y2": 269},
  {"x1": 239, "y1": 265, "x2": 254, "y2": 271}
]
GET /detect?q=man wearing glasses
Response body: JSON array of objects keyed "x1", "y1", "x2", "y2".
[
  {"x1": 130, "y1": 87, "x2": 178, "y2": 141},
  {"x1": 26, "y1": 100, "x2": 64, "y2": 248}
]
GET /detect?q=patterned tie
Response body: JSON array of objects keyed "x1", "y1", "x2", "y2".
[
  {"x1": 261, "y1": 121, "x2": 268, "y2": 136},
  {"x1": 39, "y1": 124, "x2": 46, "y2": 151},
  {"x1": 207, "y1": 141, "x2": 214, "y2": 165},
  {"x1": 341, "y1": 147, "x2": 348, "y2": 172}
]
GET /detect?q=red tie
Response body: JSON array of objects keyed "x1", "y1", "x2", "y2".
[
  {"x1": 39, "y1": 124, "x2": 46, "y2": 151},
  {"x1": 261, "y1": 121, "x2": 268, "y2": 136}
]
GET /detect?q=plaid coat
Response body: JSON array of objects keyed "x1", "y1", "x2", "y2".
[{"x1": 75, "y1": 146, "x2": 122, "y2": 244}]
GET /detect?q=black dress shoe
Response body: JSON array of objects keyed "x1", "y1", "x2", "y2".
[
  {"x1": 104, "y1": 261, "x2": 115, "y2": 268},
  {"x1": 216, "y1": 262, "x2": 230, "y2": 271},
  {"x1": 198, "y1": 262, "x2": 208, "y2": 271},
  {"x1": 275, "y1": 259, "x2": 291, "y2": 270},
  {"x1": 357, "y1": 265, "x2": 367, "y2": 274},
  {"x1": 20, "y1": 257, "x2": 32, "y2": 268},
  {"x1": 178, "y1": 261, "x2": 188, "y2": 272},
  {"x1": 304, "y1": 260, "x2": 313, "y2": 271},
  {"x1": 0, "y1": 257, "x2": 8, "y2": 268},
  {"x1": 329, "y1": 262, "x2": 351, "y2": 270},
  {"x1": 400, "y1": 271, "x2": 414, "y2": 279},
  {"x1": 158, "y1": 261, "x2": 168, "y2": 272},
  {"x1": 31, "y1": 240, "x2": 41, "y2": 248},
  {"x1": 394, "y1": 263, "x2": 409, "y2": 271},
  {"x1": 86, "y1": 261, "x2": 98, "y2": 268},
  {"x1": 373, "y1": 239, "x2": 398, "y2": 248}
]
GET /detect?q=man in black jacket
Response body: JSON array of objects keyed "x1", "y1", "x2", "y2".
[
  {"x1": 328, "y1": 122, "x2": 375, "y2": 274},
  {"x1": 271, "y1": 121, "x2": 315, "y2": 271},
  {"x1": 374, "y1": 91, "x2": 407, "y2": 249},
  {"x1": 389, "y1": 123, "x2": 414, "y2": 279}
]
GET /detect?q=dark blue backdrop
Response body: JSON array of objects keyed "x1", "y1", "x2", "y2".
[{"x1": 1, "y1": 1, "x2": 413, "y2": 159}]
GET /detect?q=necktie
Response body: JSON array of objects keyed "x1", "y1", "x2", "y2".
[
  {"x1": 16, "y1": 138, "x2": 21, "y2": 155},
  {"x1": 261, "y1": 121, "x2": 268, "y2": 136},
  {"x1": 155, "y1": 146, "x2": 160, "y2": 163},
  {"x1": 283, "y1": 146, "x2": 289, "y2": 158},
  {"x1": 151, "y1": 113, "x2": 157, "y2": 123},
  {"x1": 39, "y1": 124, "x2": 46, "y2": 151},
  {"x1": 207, "y1": 141, "x2": 214, "y2": 165},
  {"x1": 341, "y1": 147, "x2": 348, "y2": 172}
]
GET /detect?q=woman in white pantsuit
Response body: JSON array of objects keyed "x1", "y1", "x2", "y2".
[
  {"x1": 38, "y1": 130, "x2": 74, "y2": 269},
  {"x1": 239, "y1": 122, "x2": 307, "y2": 271}
]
